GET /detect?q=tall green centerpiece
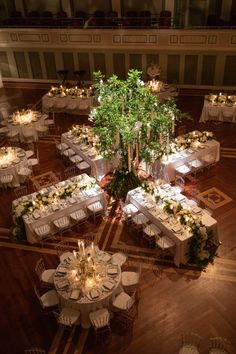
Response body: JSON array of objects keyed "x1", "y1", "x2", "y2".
[{"x1": 91, "y1": 69, "x2": 185, "y2": 199}]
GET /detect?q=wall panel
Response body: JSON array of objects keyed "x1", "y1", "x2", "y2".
[
  {"x1": 43, "y1": 52, "x2": 57, "y2": 79},
  {"x1": 78, "y1": 53, "x2": 91, "y2": 80},
  {"x1": 184, "y1": 55, "x2": 198, "y2": 84},
  {"x1": 201, "y1": 55, "x2": 216, "y2": 85},
  {"x1": 129, "y1": 54, "x2": 142, "y2": 71},
  {"x1": 62, "y1": 52, "x2": 75, "y2": 80},
  {"x1": 223, "y1": 56, "x2": 236, "y2": 86},
  {"x1": 28, "y1": 52, "x2": 43, "y2": 79},
  {"x1": 0, "y1": 51, "x2": 11, "y2": 77},
  {"x1": 13, "y1": 51, "x2": 29, "y2": 78},
  {"x1": 93, "y1": 53, "x2": 106, "y2": 76},
  {"x1": 167, "y1": 55, "x2": 180, "y2": 83},
  {"x1": 113, "y1": 53, "x2": 126, "y2": 79}
]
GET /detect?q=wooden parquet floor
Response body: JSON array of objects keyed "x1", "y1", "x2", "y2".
[{"x1": 0, "y1": 86, "x2": 236, "y2": 354}]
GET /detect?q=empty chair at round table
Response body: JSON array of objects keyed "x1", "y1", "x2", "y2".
[
  {"x1": 208, "y1": 337, "x2": 231, "y2": 354},
  {"x1": 89, "y1": 308, "x2": 111, "y2": 341},
  {"x1": 35, "y1": 257, "x2": 56, "y2": 287}
]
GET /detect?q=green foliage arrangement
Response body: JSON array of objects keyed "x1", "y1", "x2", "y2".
[{"x1": 90, "y1": 69, "x2": 186, "y2": 198}]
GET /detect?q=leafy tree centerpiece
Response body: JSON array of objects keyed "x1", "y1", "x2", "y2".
[{"x1": 90, "y1": 69, "x2": 184, "y2": 199}]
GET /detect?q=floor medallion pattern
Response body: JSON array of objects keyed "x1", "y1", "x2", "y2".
[
  {"x1": 31, "y1": 170, "x2": 59, "y2": 190},
  {"x1": 197, "y1": 187, "x2": 233, "y2": 210}
]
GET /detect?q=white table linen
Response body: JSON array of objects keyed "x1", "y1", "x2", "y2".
[
  {"x1": 160, "y1": 140, "x2": 220, "y2": 182},
  {"x1": 6, "y1": 112, "x2": 47, "y2": 143},
  {"x1": 0, "y1": 147, "x2": 28, "y2": 187},
  {"x1": 12, "y1": 174, "x2": 107, "y2": 244},
  {"x1": 42, "y1": 94, "x2": 93, "y2": 115},
  {"x1": 54, "y1": 250, "x2": 122, "y2": 328},
  {"x1": 200, "y1": 100, "x2": 236, "y2": 123},
  {"x1": 126, "y1": 184, "x2": 219, "y2": 267},
  {"x1": 62, "y1": 132, "x2": 112, "y2": 180}
]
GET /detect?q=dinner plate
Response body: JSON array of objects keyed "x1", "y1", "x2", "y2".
[
  {"x1": 86, "y1": 288, "x2": 102, "y2": 301},
  {"x1": 102, "y1": 280, "x2": 115, "y2": 291}
]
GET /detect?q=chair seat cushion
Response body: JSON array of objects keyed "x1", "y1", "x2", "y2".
[
  {"x1": 87, "y1": 201, "x2": 103, "y2": 213},
  {"x1": 61, "y1": 307, "x2": 80, "y2": 325},
  {"x1": 77, "y1": 161, "x2": 90, "y2": 170},
  {"x1": 121, "y1": 271, "x2": 139, "y2": 286},
  {"x1": 89, "y1": 308, "x2": 109, "y2": 328},
  {"x1": 41, "y1": 289, "x2": 59, "y2": 307},
  {"x1": 156, "y1": 236, "x2": 175, "y2": 250},
  {"x1": 41, "y1": 269, "x2": 55, "y2": 283},
  {"x1": 113, "y1": 291, "x2": 134, "y2": 310},
  {"x1": 111, "y1": 252, "x2": 127, "y2": 266}
]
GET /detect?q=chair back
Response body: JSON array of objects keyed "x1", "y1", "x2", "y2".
[
  {"x1": 209, "y1": 337, "x2": 231, "y2": 351},
  {"x1": 181, "y1": 332, "x2": 202, "y2": 347},
  {"x1": 33, "y1": 284, "x2": 44, "y2": 308},
  {"x1": 35, "y1": 258, "x2": 45, "y2": 279},
  {"x1": 14, "y1": 185, "x2": 28, "y2": 198},
  {"x1": 64, "y1": 166, "x2": 76, "y2": 179}
]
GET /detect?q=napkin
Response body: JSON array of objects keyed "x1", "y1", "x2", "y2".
[
  {"x1": 171, "y1": 225, "x2": 182, "y2": 233},
  {"x1": 103, "y1": 280, "x2": 114, "y2": 291},
  {"x1": 159, "y1": 213, "x2": 168, "y2": 221},
  {"x1": 56, "y1": 279, "x2": 68, "y2": 289},
  {"x1": 70, "y1": 289, "x2": 80, "y2": 300},
  {"x1": 192, "y1": 206, "x2": 201, "y2": 214},
  {"x1": 33, "y1": 210, "x2": 41, "y2": 219},
  {"x1": 107, "y1": 267, "x2": 118, "y2": 275},
  {"x1": 90, "y1": 289, "x2": 100, "y2": 299},
  {"x1": 101, "y1": 254, "x2": 111, "y2": 262}
]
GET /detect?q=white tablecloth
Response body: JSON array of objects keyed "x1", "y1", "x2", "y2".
[
  {"x1": 126, "y1": 185, "x2": 219, "y2": 267},
  {"x1": 6, "y1": 113, "x2": 47, "y2": 143},
  {"x1": 13, "y1": 174, "x2": 107, "y2": 243},
  {"x1": 200, "y1": 100, "x2": 236, "y2": 123},
  {"x1": 54, "y1": 250, "x2": 122, "y2": 328},
  {"x1": 62, "y1": 132, "x2": 112, "y2": 180},
  {"x1": 42, "y1": 94, "x2": 93, "y2": 115},
  {"x1": 160, "y1": 139, "x2": 220, "y2": 182},
  {"x1": 0, "y1": 147, "x2": 28, "y2": 187}
]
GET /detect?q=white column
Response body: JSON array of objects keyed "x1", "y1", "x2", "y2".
[
  {"x1": 111, "y1": 0, "x2": 121, "y2": 17},
  {"x1": 14, "y1": 0, "x2": 25, "y2": 15},
  {"x1": 61, "y1": 0, "x2": 72, "y2": 17},
  {"x1": 220, "y1": 0, "x2": 232, "y2": 22}
]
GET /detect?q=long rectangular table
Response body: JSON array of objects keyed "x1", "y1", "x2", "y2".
[
  {"x1": 126, "y1": 184, "x2": 219, "y2": 267},
  {"x1": 42, "y1": 94, "x2": 93, "y2": 115},
  {"x1": 62, "y1": 132, "x2": 112, "y2": 180},
  {"x1": 160, "y1": 139, "x2": 220, "y2": 182},
  {"x1": 13, "y1": 174, "x2": 106, "y2": 244},
  {"x1": 200, "y1": 100, "x2": 236, "y2": 123}
]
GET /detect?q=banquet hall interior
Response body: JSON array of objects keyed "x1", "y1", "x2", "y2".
[{"x1": 0, "y1": 1, "x2": 236, "y2": 354}]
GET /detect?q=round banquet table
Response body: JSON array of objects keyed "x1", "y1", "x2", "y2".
[
  {"x1": 6, "y1": 112, "x2": 47, "y2": 143},
  {"x1": 0, "y1": 147, "x2": 29, "y2": 187},
  {"x1": 54, "y1": 250, "x2": 122, "y2": 328}
]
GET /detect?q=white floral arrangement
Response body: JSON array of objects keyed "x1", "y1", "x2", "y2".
[
  {"x1": 48, "y1": 86, "x2": 92, "y2": 98},
  {"x1": 174, "y1": 131, "x2": 214, "y2": 150},
  {"x1": 146, "y1": 63, "x2": 161, "y2": 78},
  {"x1": 162, "y1": 199, "x2": 216, "y2": 266},
  {"x1": 70, "y1": 124, "x2": 100, "y2": 148}
]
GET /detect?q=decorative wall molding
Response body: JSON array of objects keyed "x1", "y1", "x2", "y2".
[
  {"x1": 231, "y1": 35, "x2": 236, "y2": 44},
  {"x1": 179, "y1": 35, "x2": 207, "y2": 45},
  {"x1": 0, "y1": 29, "x2": 235, "y2": 50}
]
